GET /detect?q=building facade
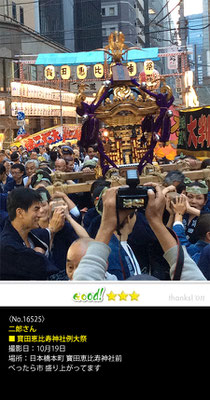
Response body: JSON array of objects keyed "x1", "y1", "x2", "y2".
[
  {"x1": 101, "y1": 0, "x2": 145, "y2": 47},
  {"x1": 0, "y1": 1, "x2": 77, "y2": 147},
  {"x1": 39, "y1": 0, "x2": 74, "y2": 51},
  {"x1": 202, "y1": 0, "x2": 210, "y2": 86},
  {"x1": 74, "y1": 0, "x2": 102, "y2": 51},
  {"x1": 186, "y1": 14, "x2": 204, "y2": 86}
]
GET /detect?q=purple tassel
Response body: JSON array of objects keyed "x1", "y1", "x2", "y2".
[
  {"x1": 76, "y1": 85, "x2": 111, "y2": 150},
  {"x1": 131, "y1": 78, "x2": 174, "y2": 174},
  {"x1": 97, "y1": 137, "x2": 118, "y2": 177},
  {"x1": 138, "y1": 138, "x2": 157, "y2": 174},
  {"x1": 76, "y1": 81, "x2": 119, "y2": 175},
  {"x1": 142, "y1": 115, "x2": 154, "y2": 133}
]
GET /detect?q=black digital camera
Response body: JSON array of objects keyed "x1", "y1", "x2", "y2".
[{"x1": 116, "y1": 169, "x2": 155, "y2": 210}]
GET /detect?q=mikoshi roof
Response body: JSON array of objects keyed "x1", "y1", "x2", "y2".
[{"x1": 35, "y1": 47, "x2": 160, "y2": 66}]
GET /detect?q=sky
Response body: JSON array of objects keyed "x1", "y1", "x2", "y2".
[
  {"x1": 184, "y1": 0, "x2": 203, "y2": 16},
  {"x1": 168, "y1": 0, "x2": 203, "y2": 25}
]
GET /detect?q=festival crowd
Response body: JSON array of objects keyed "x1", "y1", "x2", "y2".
[{"x1": 0, "y1": 142, "x2": 210, "y2": 281}]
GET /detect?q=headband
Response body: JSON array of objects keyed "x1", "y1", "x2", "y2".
[
  {"x1": 95, "y1": 186, "x2": 108, "y2": 215},
  {"x1": 186, "y1": 180, "x2": 208, "y2": 195},
  {"x1": 35, "y1": 173, "x2": 51, "y2": 185}
]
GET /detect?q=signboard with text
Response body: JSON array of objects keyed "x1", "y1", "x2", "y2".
[
  {"x1": 12, "y1": 124, "x2": 81, "y2": 151},
  {"x1": 177, "y1": 106, "x2": 210, "y2": 157}
]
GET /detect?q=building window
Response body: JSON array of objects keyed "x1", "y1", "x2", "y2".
[
  {"x1": 109, "y1": 7, "x2": 115, "y2": 16},
  {"x1": 12, "y1": 2, "x2": 17, "y2": 20},
  {"x1": 30, "y1": 65, "x2": 37, "y2": 81},
  {"x1": 101, "y1": 5, "x2": 118, "y2": 17},
  {"x1": 20, "y1": 7, "x2": 24, "y2": 24},
  {"x1": 102, "y1": 25, "x2": 118, "y2": 36}
]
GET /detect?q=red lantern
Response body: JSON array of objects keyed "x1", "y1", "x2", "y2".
[{"x1": 139, "y1": 69, "x2": 160, "y2": 90}]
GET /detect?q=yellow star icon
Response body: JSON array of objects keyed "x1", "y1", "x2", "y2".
[
  {"x1": 129, "y1": 291, "x2": 140, "y2": 301},
  {"x1": 118, "y1": 291, "x2": 128, "y2": 301},
  {"x1": 107, "y1": 291, "x2": 117, "y2": 301}
]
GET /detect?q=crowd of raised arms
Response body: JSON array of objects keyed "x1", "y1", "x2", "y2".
[{"x1": 0, "y1": 142, "x2": 210, "y2": 281}]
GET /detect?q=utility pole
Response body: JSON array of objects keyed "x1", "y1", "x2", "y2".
[{"x1": 194, "y1": 44, "x2": 198, "y2": 87}]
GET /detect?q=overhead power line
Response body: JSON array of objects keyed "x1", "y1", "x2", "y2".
[
  {"x1": 148, "y1": 0, "x2": 171, "y2": 26},
  {"x1": 154, "y1": 0, "x2": 183, "y2": 26}
]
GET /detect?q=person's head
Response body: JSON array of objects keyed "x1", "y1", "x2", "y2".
[
  {"x1": 11, "y1": 163, "x2": 25, "y2": 183},
  {"x1": 117, "y1": 210, "x2": 137, "y2": 237},
  {"x1": 81, "y1": 159, "x2": 97, "y2": 171},
  {"x1": 0, "y1": 163, "x2": 6, "y2": 181},
  {"x1": 73, "y1": 148, "x2": 80, "y2": 159},
  {"x1": 10, "y1": 151, "x2": 20, "y2": 163},
  {"x1": 87, "y1": 146, "x2": 98, "y2": 160},
  {"x1": 65, "y1": 156, "x2": 74, "y2": 172},
  {"x1": 35, "y1": 187, "x2": 51, "y2": 222},
  {"x1": 5, "y1": 149, "x2": 11, "y2": 159},
  {"x1": 30, "y1": 170, "x2": 52, "y2": 189},
  {"x1": 163, "y1": 170, "x2": 185, "y2": 188},
  {"x1": 21, "y1": 150, "x2": 28, "y2": 161},
  {"x1": 92, "y1": 183, "x2": 110, "y2": 207},
  {"x1": 30, "y1": 151, "x2": 38, "y2": 160},
  {"x1": 10, "y1": 145, "x2": 18, "y2": 153},
  {"x1": 2, "y1": 159, "x2": 11, "y2": 176},
  {"x1": 194, "y1": 214, "x2": 210, "y2": 243},
  {"x1": 201, "y1": 159, "x2": 210, "y2": 169},
  {"x1": 7, "y1": 187, "x2": 42, "y2": 229},
  {"x1": 55, "y1": 158, "x2": 67, "y2": 172},
  {"x1": 66, "y1": 238, "x2": 94, "y2": 280},
  {"x1": 25, "y1": 160, "x2": 39, "y2": 177},
  {"x1": 49, "y1": 150, "x2": 58, "y2": 162},
  {"x1": 61, "y1": 145, "x2": 73, "y2": 161},
  {"x1": 186, "y1": 181, "x2": 208, "y2": 210},
  {"x1": 39, "y1": 146, "x2": 46, "y2": 155}
]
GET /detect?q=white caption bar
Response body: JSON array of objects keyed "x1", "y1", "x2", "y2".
[{"x1": 0, "y1": 282, "x2": 209, "y2": 307}]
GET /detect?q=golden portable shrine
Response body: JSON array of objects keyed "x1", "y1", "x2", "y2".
[{"x1": 75, "y1": 31, "x2": 174, "y2": 176}]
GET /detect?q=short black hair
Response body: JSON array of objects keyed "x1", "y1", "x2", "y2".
[
  {"x1": 90, "y1": 177, "x2": 110, "y2": 195},
  {"x1": 10, "y1": 151, "x2": 19, "y2": 161},
  {"x1": 11, "y1": 163, "x2": 25, "y2": 173},
  {"x1": 164, "y1": 170, "x2": 185, "y2": 185},
  {"x1": 201, "y1": 159, "x2": 210, "y2": 169},
  {"x1": 194, "y1": 214, "x2": 210, "y2": 240},
  {"x1": 0, "y1": 163, "x2": 6, "y2": 175},
  {"x1": 7, "y1": 187, "x2": 42, "y2": 221},
  {"x1": 176, "y1": 181, "x2": 186, "y2": 194}
]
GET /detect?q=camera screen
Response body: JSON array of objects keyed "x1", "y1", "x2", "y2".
[{"x1": 122, "y1": 198, "x2": 145, "y2": 208}]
